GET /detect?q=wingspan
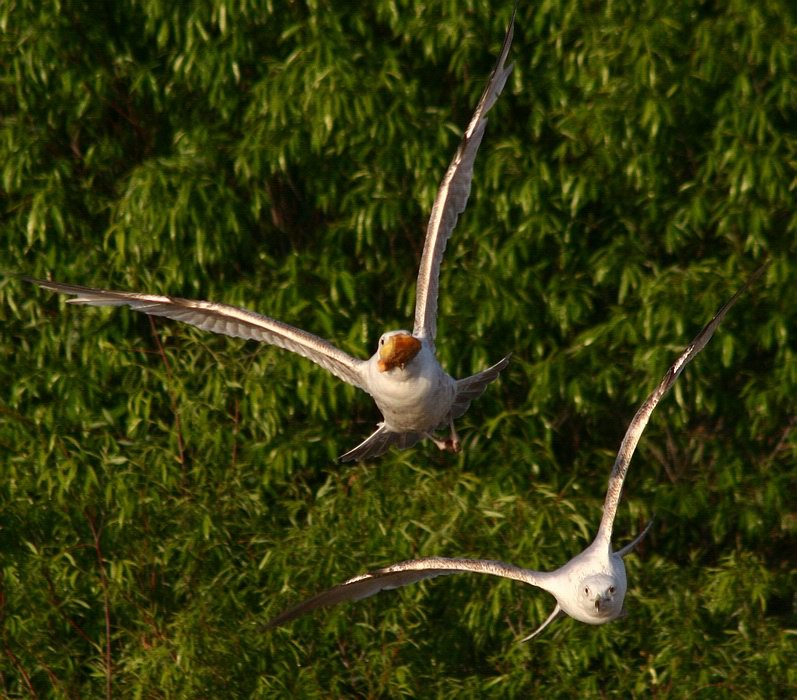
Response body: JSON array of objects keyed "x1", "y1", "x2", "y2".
[
  {"x1": 28, "y1": 278, "x2": 367, "y2": 389},
  {"x1": 596, "y1": 263, "x2": 768, "y2": 546},
  {"x1": 266, "y1": 555, "x2": 544, "y2": 629},
  {"x1": 412, "y1": 9, "x2": 516, "y2": 346}
]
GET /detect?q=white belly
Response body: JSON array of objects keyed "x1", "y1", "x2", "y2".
[{"x1": 365, "y1": 346, "x2": 456, "y2": 433}]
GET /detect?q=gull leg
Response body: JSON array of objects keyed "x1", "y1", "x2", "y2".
[
  {"x1": 423, "y1": 432, "x2": 450, "y2": 452},
  {"x1": 423, "y1": 421, "x2": 461, "y2": 453},
  {"x1": 445, "y1": 419, "x2": 461, "y2": 453}
]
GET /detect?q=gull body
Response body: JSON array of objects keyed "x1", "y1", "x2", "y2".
[
  {"x1": 266, "y1": 264, "x2": 766, "y2": 639},
  {"x1": 29, "y1": 11, "x2": 517, "y2": 462},
  {"x1": 365, "y1": 332, "x2": 457, "y2": 435}
]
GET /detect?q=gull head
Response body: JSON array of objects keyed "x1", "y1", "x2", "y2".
[
  {"x1": 377, "y1": 332, "x2": 422, "y2": 372},
  {"x1": 572, "y1": 573, "x2": 625, "y2": 624}
]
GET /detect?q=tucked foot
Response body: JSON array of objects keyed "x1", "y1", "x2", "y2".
[
  {"x1": 426, "y1": 434, "x2": 450, "y2": 451},
  {"x1": 425, "y1": 423, "x2": 461, "y2": 453},
  {"x1": 446, "y1": 421, "x2": 461, "y2": 453},
  {"x1": 444, "y1": 437, "x2": 461, "y2": 453}
]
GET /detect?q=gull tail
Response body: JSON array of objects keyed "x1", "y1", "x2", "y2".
[
  {"x1": 338, "y1": 424, "x2": 423, "y2": 463},
  {"x1": 450, "y1": 354, "x2": 511, "y2": 420}
]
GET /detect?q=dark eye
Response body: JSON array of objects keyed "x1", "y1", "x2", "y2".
[
  {"x1": 584, "y1": 587, "x2": 590, "y2": 595},
  {"x1": 379, "y1": 337, "x2": 384, "y2": 346},
  {"x1": 609, "y1": 586, "x2": 616, "y2": 594}
]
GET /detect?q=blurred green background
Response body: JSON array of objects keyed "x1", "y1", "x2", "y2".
[{"x1": 2, "y1": 0, "x2": 795, "y2": 697}]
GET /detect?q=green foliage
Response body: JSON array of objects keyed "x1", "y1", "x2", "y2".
[{"x1": 2, "y1": 0, "x2": 795, "y2": 697}]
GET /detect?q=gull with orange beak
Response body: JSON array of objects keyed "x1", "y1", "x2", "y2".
[{"x1": 28, "y1": 10, "x2": 516, "y2": 462}]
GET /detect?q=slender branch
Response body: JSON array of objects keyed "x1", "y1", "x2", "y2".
[
  {"x1": 0, "y1": 571, "x2": 38, "y2": 697},
  {"x1": 147, "y1": 316, "x2": 187, "y2": 480},
  {"x1": 40, "y1": 567, "x2": 94, "y2": 646},
  {"x1": 30, "y1": 652, "x2": 62, "y2": 697},
  {"x1": 2, "y1": 642, "x2": 37, "y2": 699},
  {"x1": 85, "y1": 511, "x2": 112, "y2": 700},
  {"x1": 231, "y1": 396, "x2": 240, "y2": 469},
  {"x1": 765, "y1": 415, "x2": 796, "y2": 466},
  {"x1": 645, "y1": 439, "x2": 676, "y2": 484},
  {"x1": 0, "y1": 571, "x2": 32, "y2": 697}
]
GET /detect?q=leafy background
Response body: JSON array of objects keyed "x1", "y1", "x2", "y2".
[{"x1": 2, "y1": 0, "x2": 795, "y2": 697}]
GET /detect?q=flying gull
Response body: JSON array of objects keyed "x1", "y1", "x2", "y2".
[
  {"x1": 29, "y1": 10, "x2": 517, "y2": 462},
  {"x1": 266, "y1": 264, "x2": 766, "y2": 639}
]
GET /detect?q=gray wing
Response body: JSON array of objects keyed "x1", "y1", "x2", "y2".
[
  {"x1": 266, "y1": 555, "x2": 543, "y2": 629},
  {"x1": 451, "y1": 354, "x2": 511, "y2": 420},
  {"x1": 28, "y1": 278, "x2": 367, "y2": 389},
  {"x1": 596, "y1": 263, "x2": 768, "y2": 546},
  {"x1": 412, "y1": 9, "x2": 516, "y2": 347},
  {"x1": 615, "y1": 519, "x2": 655, "y2": 559},
  {"x1": 338, "y1": 424, "x2": 424, "y2": 463}
]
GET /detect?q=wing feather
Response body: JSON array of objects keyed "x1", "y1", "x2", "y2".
[
  {"x1": 338, "y1": 424, "x2": 424, "y2": 463},
  {"x1": 452, "y1": 354, "x2": 511, "y2": 419},
  {"x1": 266, "y1": 555, "x2": 543, "y2": 629},
  {"x1": 596, "y1": 263, "x2": 768, "y2": 545},
  {"x1": 412, "y1": 9, "x2": 516, "y2": 345},
  {"x1": 29, "y1": 278, "x2": 367, "y2": 389}
]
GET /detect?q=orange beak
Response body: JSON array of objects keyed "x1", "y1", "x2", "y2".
[{"x1": 377, "y1": 334, "x2": 422, "y2": 372}]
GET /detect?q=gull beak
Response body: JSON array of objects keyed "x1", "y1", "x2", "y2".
[
  {"x1": 593, "y1": 591, "x2": 619, "y2": 619},
  {"x1": 377, "y1": 335, "x2": 422, "y2": 372}
]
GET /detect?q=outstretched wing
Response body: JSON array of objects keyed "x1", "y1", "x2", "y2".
[
  {"x1": 412, "y1": 8, "x2": 516, "y2": 347},
  {"x1": 29, "y1": 278, "x2": 367, "y2": 389},
  {"x1": 266, "y1": 555, "x2": 543, "y2": 629},
  {"x1": 596, "y1": 263, "x2": 768, "y2": 546}
]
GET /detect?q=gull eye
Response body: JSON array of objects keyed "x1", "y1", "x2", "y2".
[
  {"x1": 584, "y1": 586, "x2": 590, "y2": 596},
  {"x1": 379, "y1": 337, "x2": 385, "y2": 346},
  {"x1": 609, "y1": 586, "x2": 616, "y2": 594}
]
